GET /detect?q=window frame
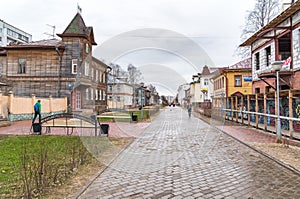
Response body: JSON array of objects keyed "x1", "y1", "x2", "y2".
[
  {"x1": 84, "y1": 61, "x2": 89, "y2": 76},
  {"x1": 255, "y1": 52, "x2": 260, "y2": 70},
  {"x1": 71, "y1": 59, "x2": 77, "y2": 74},
  {"x1": 265, "y1": 46, "x2": 271, "y2": 67},
  {"x1": 234, "y1": 75, "x2": 242, "y2": 87},
  {"x1": 18, "y1": 58, "x2": 26, "y2": 74}
]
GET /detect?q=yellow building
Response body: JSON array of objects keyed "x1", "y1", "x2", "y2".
[
  {"x1": 224, "y1": 68, "x2": 252, "y2": 97},
  {"x1": 212, "y1": 58, "x2": 252, "y2": 110}
]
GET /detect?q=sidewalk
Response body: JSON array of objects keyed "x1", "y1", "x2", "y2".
[
  {"x1": 0, "y1": 120, "x2": 151, "y2": 137},
  {"x1": 194, "y1": 112, "x2": 300, "y2": 146},
  {"x1": 194, "y1": 112, "x2": 300, "y2": 172}
]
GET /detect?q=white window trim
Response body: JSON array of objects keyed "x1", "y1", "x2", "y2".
[
  {"x1": 85, "y1": 88, "x2": 89, "y2": 100},
  {"x1": 91, "y1": 88, "x2": 94, "y2": 100},
  {"x1": 95, "y1": 89, "x2": 98, "y2": 100},
  {"x1": 85, "y1": 61, "x2": 89, "y2": 76},
  {"x1": 96, "y1": 70, "x2": 98, "y2": 81},
  {"x1": 72, "y1": 59, "x2": 77, "y2": 74}
]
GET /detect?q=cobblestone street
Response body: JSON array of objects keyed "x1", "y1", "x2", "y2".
[{"x1": 76, "y1": 107, "x2": 300, "y2": 199}]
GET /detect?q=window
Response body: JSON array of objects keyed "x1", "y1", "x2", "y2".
[
  {"x1": 0, "y1": 37, "x2": 2, "y2": 42},
  {"x1": 72, "y1": 59, "x2": 77, "y2": 74},
  {"x1": 0, "y1": 28, "x2": 2, "y2": 33},
  {"x1": 100, "y1": 90, "x2": 103, "y2": 100},
  {"x1": 255, "y1": 52, "x2": 260, "y2": 70},
  {"x1": 204, "y1": 79, "x2": 209, "y2": 86},
  {"x1": 96, "y1": 70, "x2": 98, "y2": 81},
  {"x1": 265, "y1": 86, "x2": 271, "y2": 93},
  {"x1": 85, "y1": 43, "x2": 89, "y2": 54},
  {"x1": 18, "y1": 58, "x2": 26, "y2": 74},
  {"x1": 109, "y1": 85, "x2": 112, "y2": 92},
  {"x1": 255, "y1": 88, "x2": 260, "y2": 94},
  {"x1": 91, "y1": 89, "x2": 93, "y2": 100},
  {"x1": 265, "y1": 46, "x2": 271, "y2": 67},
  {"x1": 95, "y1": 89, "x2": 98, "y2": 100},
  {"x1": 234, "y1": 75, "x2": 242, "y2": 87},
  {"x1": 109, "y1": 96, "x2": 112, "y2": 101},
  {"x1": 99, "y1": 72, "x2": 102, "y2": 82},
  {"x1": 84, "y1": 61, "x2": 89, "y2": 76},
  {"x1": 117, "y1": 84, "x2": 120, "y2": 91},
  {"x1": 91, "y1": 68, "x2": 94, "y2": 80},
  {"x1": 117, "y1": 96, "x2": 120, "y2": 102},
  {"x1": 85, "y1": 88, "x2": 89, "y2": 100}
]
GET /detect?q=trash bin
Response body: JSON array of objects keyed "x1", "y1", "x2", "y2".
[
  {"x1": 32, "y1": 123, "x2": 42, "y2": 135},
  {"x1": 132, "y1": 115, "x2": 138, "y2": 122},
  {"x1": 100, "y1": 124, "x2": 109, "y2": 135}
]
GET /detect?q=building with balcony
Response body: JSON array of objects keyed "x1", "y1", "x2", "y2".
[{"x1": 240, "y1": 1, "x2": 300, "y2": 94}]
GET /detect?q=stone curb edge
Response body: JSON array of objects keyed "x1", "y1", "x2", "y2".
[
  {"x1": 72, "y1": 137, "x2": 136, "y2": 199},
  {"x1": 197, "y1": 115, "x2": 300, "y2": 177}
]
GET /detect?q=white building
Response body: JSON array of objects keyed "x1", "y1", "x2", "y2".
[
  {"x1": 177, "y1": 83, "x2": 190, "y2": 106},
  {"x1": 107, "y1": 77, "x2": 134, "y2": 110},
  {"x1": 190, "y1": 66, "x2": 219, "y2": 104},
  {"x1": 0, "y1": 19, "x2": 32, "y2": 46},
  {"x1": 199, "y1": 66, "x2": 219, "y2": 102}
]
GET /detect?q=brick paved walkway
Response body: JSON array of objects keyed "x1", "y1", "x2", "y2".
[
  {"x1": 76, "y1": 107, "x2": 300, "y2": 198},
  {"x1": 0, "y1": 120, "x2": 150, "y2": 137}
]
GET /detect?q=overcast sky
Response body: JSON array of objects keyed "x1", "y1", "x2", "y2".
[{"x1": 0, "y1": 0, "x2": 290, "y2": 95}]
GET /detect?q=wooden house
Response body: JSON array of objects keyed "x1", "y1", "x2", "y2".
[{"x1": 0, "y1": 13, "x2": 109, "y2": 114}]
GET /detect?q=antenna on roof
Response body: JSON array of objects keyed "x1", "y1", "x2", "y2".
[
  {"x1": 44, "y1": 24, "x2": 56, "y2": 39},
  {"x1": 77, "y1": 3, "x2": 82, "y2": 14}
]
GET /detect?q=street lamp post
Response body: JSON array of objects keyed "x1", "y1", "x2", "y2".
[{"x1": 272, "y1": 61, "x2": 284, "y2": 142}]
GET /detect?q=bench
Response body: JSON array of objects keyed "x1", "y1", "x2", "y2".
[{"x1": 39, "y1": 113, "x2": 108, "y2": 136}]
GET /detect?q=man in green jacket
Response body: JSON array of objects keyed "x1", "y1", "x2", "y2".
[{"x1": 32, "y1": 100, "x2": 41, "y2": 124}]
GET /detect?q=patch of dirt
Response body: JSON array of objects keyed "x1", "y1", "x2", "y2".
[
  {"x1": 45, "y1": 137, "x2": 134, "y2": 199},
  {"x1": 250, "y1": 143, "x2": 300, "y2": 171}
]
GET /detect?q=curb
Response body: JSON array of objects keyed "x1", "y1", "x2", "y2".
[
  {"x1": 72, "y1": 138, "x2": 136, "y2": 199},
  {"x1": 195, "y1": 113, "x2": 300, "y2": 176},
  {"x1": 73, "y1": 111, "x2": 158, "y2": 198}
]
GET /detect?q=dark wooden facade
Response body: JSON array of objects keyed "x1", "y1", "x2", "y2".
[{"x1": 0, "y1": 13, "x2": 109, "y2": 114}]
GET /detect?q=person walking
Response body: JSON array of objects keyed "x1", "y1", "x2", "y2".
[
  {"x1": 32, "y1": 100, "x2": 41, "y2": 124},
  {"x1": 187, "y1": 103, "x2": 192, "y2": 118}
]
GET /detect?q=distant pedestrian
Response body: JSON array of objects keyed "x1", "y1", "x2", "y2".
[
  {"x1": 187, "y1": 103, "x2": 192, "y2": 118},
  {"x1": 32, "y1": 100, "x2": 41, "y2": 124}
]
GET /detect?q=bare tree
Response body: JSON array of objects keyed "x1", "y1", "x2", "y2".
[
  {"x1": 236, "y1": 0, "x2": 280, "y2": 58},
  {"x1": 127, "y1": 64, "x2": 143, "y2": 106},
  {"x1": 127, "y1": 64, "x2": 143, "y2": 85}
]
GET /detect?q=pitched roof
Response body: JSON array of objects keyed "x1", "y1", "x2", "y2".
[
  {"x1": 3, "y1": 39, "x2": 64, "y2": 49},
  {"x1": 57, "y1": 13, "x2": 97, "y2": 45},
  {"x1": 201, "y1": 65, "x2": 211, "y2": 75},
  {"x1": 240, "y1": 1, "x2": 300, "y2": 46}
]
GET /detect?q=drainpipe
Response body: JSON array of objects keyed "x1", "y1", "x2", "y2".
[{"x1": 55, "y1": 47, "x2": 62, "y2": 97}]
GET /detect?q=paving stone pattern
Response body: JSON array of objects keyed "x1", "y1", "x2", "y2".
[{"x1": 77, "y1": 107, "x2": 300, "y2": 199}]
